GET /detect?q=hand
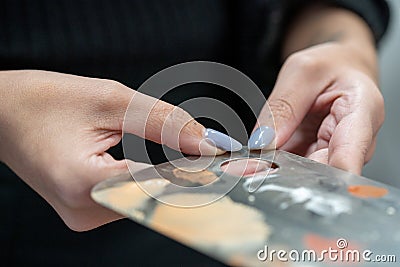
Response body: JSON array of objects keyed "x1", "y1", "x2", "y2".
[
  {"x1": 0, "y1": 70, "x2": 228, "y2": 231},
  {"x1": 251, "y1": 42, "x2": 384, "y2": 175}
]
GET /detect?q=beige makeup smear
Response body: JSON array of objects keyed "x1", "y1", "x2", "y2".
[
  {"x1": 172, "y1": 168, "x2": 218, "y2": 185},
  {"x1": 151, "y1": 194, "x2": 270, "y2": 255},
  {"x1": 94, "y1": 179, "x2": 169, "y2": 211}
]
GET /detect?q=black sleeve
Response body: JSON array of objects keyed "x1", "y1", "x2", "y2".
[
  {"x1": 275, "y1": 0, "x2": 390, "y2": 47},
  {"x1": 326, "y1": 0, "x2": 390, "y2": 44},
  {"x1": 259, "y1": 0, "x2": 390, "y2": 88}
]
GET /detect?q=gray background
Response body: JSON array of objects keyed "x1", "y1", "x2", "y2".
[{"x1": 363, "y1": 0, "x2": 400, "y2": 187}]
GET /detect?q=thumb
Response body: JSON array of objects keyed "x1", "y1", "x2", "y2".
[{"x1": 253, "y1": 62, "x2": 327, "y2": 149}]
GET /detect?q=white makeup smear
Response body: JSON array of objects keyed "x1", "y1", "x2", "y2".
[
  {"x1": 242, "y1": 173, "x2": 277, "y2": 193},
  {"x1": 250, "y1": 184, "x2": 351, "y2": 217},
  {"x1": 304, "y1": 196, "x2": 351, "y2": 217}
]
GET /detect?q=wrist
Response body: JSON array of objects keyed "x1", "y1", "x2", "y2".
[
  {"x1": 282, "y1": 5, "x2": 377, "y2": 60},
  {"x1": 341, "y1": 41, "x2": 378, "y2": 84}
]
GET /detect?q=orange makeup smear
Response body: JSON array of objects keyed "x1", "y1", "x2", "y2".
[{"x1": 347, "y1": 185, "x2": 388, "y2": 198}]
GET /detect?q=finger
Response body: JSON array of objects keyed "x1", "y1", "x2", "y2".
[
  {"x1": 253, "y1": 54, "x2": 332, "y2": 149},
  {"x1": 305, "y1": 113, "x2": 334, "y2": 163},
  {"x1": 110, "y1": 87, "x2": 241, "y2": 155},
  {"x1": 328, "y1": 113, "x2": 373, "y2": 175},
  {"x1": 308, "y1": 111, "x2": 376, "y2": 172},
  {"x1": 278, "y1": 113, "x2": 325, "y2": 155},
  {"x1": 364, "y1": 137, "x2": 377, "y2": 163},
  {"x1": 308, "y1": 147, "x2": 329, "y2": 164}
]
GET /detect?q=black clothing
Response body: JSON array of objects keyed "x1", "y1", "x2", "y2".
[{"x1": 0, "y1": 0, "x2": 389, "y2": 266}]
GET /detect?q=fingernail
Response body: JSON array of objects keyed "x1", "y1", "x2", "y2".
[
  {"x1": 204, "y1": 128, "x2": 243, "y2": 152},
  {"x1": 198, "y1": 138, "x2": 225, "y2": 155},
  {"x1": 248, "y1": 126, "x2": 275, "y2": 150}
]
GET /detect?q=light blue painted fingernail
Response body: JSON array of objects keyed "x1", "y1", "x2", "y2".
[
  {"x1": 204, "y1": 128, "x2": 243, "y2": 152},
  {"x1": 248, "y1": 126, "x2": 275, "y2": 150}
]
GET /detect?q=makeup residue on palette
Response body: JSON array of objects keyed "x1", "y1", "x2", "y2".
[
  {"x1": 245, "y1": 183, "x2": 351, "y2": 217},
  {"x1": 91, "y1": 150, "x2": 400, "y2": 267},
  {"x1": 151, "y1": 193, "x2": 271, "y2": 256},
  {"x1": 93, "y1": 179, "x2": 169, "y2": 219},
  {"x1": 348, "y1": 185, "x2": 388, "y2": 198},
  {"x1": 94, "y1": 180, "x2": 272, "y2": 266},
  {"x1": 172, "y1": 168, "x2": 218, "y2": 185}
]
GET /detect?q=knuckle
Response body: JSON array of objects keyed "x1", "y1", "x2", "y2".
[
  {"x1": 285, "y1": 51, "x2": 323, "y2": 73},
  {"x1": 150, "y1": 101, "x2": 174, "y2": 121},
  {"x1": 170, "y1": 106, "x2": 192, "y2": 123},
  {"x1": 105, "y1": 79, "x2": 125, "y2": 90},
  {"x1": 155, "y1": 105, "x2": 191, "y2": 125},
  {"x1": 92, "y1": 79, "x2": 130, "y2": 103},
  {"x1": 95, "y1": 79, "x2": 132, "y2": 117},
  {"x1": 268, "y1": 98, "x2": 297, "y2": 123},
  {"x1": 102, "y1": 79, "x2": 129, "y2": 97}
]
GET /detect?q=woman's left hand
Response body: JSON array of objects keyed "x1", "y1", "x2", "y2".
[{"x1": 251, "y1": 42, "x2": 384, "y2": 175}]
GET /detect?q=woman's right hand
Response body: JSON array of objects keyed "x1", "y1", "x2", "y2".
[{"x1": 0, "y1": 70, "x2": 232, "y2": 231}]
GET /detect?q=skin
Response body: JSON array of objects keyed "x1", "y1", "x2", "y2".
[
  {"x1": 256, "y1": 5, "x2": 384, "y2": 175},
  {"x1": 0, "y1": 70, "x2": 222, "y2": 231}
]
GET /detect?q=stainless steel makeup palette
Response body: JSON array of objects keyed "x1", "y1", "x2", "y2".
[{"x1": 92, "y1": 149, "x2": 400, "y2": 266}]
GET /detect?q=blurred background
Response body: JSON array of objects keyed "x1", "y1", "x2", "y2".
[{"x1": 363, "y1": 0, "x2": 400, "y2": 187}]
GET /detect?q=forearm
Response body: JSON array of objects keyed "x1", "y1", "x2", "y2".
[
  {"x1": 282, "y1": 4, "x2": 378, "y2": 82},
  {"x1": 0, "y1": 71, "x2": 16, "y2": 163}
]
